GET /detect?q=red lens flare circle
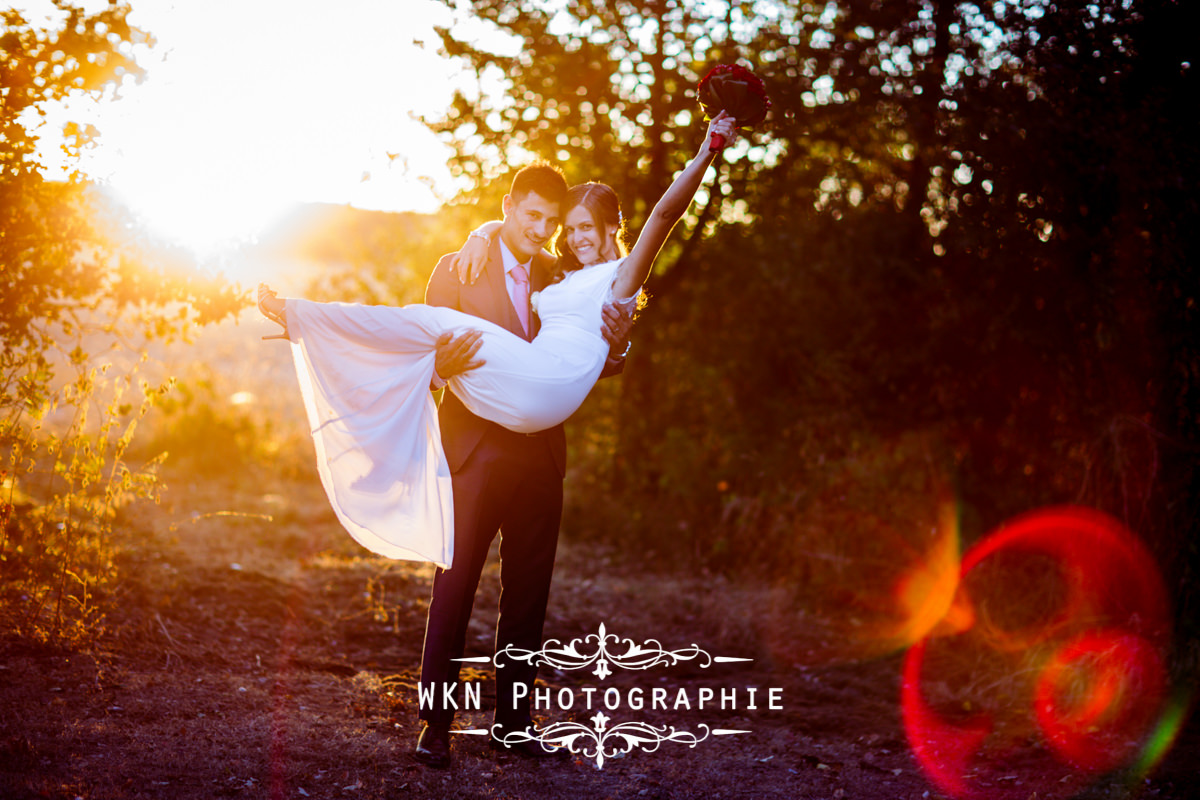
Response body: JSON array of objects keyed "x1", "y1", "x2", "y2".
[{"x1": 901, "y1": 507, "x2": 1171, "y2": 799}]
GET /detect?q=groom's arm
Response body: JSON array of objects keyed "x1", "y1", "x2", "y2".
[{"x1": 427, "y1": 254, "x2": 484, "y2": 387}]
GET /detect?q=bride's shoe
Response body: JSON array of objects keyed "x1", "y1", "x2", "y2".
[{"x1": 257, "y1": 283, "x2": 289, "y2": 340}]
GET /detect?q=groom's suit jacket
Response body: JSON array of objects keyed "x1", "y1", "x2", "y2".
[{"x1": 425, "y1": 240, "x2": 566, "y2": 476}]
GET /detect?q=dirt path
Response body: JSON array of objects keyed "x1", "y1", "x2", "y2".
[{"x1": 2, "y1": 469, "x2": 1197, "y2": 799}]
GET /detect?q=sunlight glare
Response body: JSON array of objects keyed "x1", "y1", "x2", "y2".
[{"x1": 31, "y1": 0, "x2": 468, "y2": 260}]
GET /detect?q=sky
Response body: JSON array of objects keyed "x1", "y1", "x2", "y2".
[{"x1": 26, "y1": 0, "x2": 503, "y2": 255}]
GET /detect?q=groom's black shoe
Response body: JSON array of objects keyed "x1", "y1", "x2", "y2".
[
  {"x1": 414, "y1": 722, "x2": 451, "y2": 769},
  {"x1": 489, "y1": 721, "x2": 570, "y2": 760},
  {"x1": 489, "y1": 737, "x2": 570, "y2": 759}
]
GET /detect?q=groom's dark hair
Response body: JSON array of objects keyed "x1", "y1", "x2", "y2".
[{"x1": 510, "y1": 161, "x2": 568, "y2": 206}]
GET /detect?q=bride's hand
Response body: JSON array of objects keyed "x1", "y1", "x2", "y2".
[
  {"x1": 451, "y1": 230, "x2": 492, "y2": 285},
  {"x1": 704, "y1": 109, "x2": 739, "y2": 154}
]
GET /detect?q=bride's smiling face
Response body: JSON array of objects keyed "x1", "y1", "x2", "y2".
[{"x1": 563, "y1": 205, "x2": 617, "y2": 266}]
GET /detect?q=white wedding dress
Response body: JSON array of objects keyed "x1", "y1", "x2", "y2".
[{"x1": 285, "y1": 258, "x2": 629, "y2": 569}]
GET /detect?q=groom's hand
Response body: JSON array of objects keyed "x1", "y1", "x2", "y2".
[
  {"x1": 434, "y1": 330, "x2": 485, "y2": 380},
  {"x1": 600, "y1": 302, "x2": 634, "y2": 360}
]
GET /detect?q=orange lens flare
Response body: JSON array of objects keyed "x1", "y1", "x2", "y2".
[{"x1": 889, "y1": 501, "x2": 963, "y2": 645}]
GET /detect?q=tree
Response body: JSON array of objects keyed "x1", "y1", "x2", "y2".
[
  {"x1": 420, "y1": 0, "x2": 1199, "y2": 644},
  {"x1": 1, "y1": 3, "x2": 241, "y2": 641}
]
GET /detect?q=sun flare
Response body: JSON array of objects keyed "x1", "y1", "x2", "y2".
[{"x1": 31, "y1": 0, "x2": 468, "y2": 262}]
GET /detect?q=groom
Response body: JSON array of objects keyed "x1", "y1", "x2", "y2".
[{"x1": 415, "y1": 162, "x2": 633, "y2": 768}]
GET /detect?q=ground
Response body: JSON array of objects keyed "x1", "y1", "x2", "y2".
[{"x1": 2, "y1": 466, "x2": 1198, "y2": 800}]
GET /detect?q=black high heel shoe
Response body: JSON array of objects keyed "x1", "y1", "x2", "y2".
[{"x1": 257, "y1": 283, "x2": 289, "y2": 341}]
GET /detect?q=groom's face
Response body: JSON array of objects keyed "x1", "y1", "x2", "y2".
[{"x1": 501, "y1": 190, "x2": 562, "y2": 262}]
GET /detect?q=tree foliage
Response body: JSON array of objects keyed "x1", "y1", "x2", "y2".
[
  {"x1": 1, "y1": 3, "x2": 241, "y2": 642},
  {"x1": 424, "y1": 0, "x2": 1198, "y2": 640}
]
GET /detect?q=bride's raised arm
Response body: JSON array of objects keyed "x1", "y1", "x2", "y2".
[{"x1": 611, "y1": 110, "x2": 737, "y2": 300}]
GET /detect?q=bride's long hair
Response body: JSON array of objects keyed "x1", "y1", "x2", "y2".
[{"x1": 553, "y1": 182, "x2": 627, "y2": 280}]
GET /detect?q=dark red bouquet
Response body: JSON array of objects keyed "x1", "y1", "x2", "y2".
[{"x1": 697, "y1": 63, "x2": 770, "y2": 152}]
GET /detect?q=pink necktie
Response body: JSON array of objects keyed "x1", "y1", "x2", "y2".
[{"x1": 511, "y1": 265, "x2": 531, "y2": 335}]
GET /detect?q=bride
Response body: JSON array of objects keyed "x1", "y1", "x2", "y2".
[{"x1": 258, "y1": 111, "x2": 738, "y2": 567}]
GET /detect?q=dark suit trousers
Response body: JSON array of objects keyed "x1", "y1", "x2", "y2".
[{"x1": 418, "y1": 426, "x2": 564, "y2": 729}]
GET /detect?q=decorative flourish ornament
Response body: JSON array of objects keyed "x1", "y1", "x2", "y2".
[
  {"x1": 454, "y1": 624, "x2": 759, "y2": 768},
  {"x1": 488, "y1": 622, "x2": 749, "y2": 679},
  {"x1": 493, "y1": 717, "x2": 749, "y2": 769}
]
